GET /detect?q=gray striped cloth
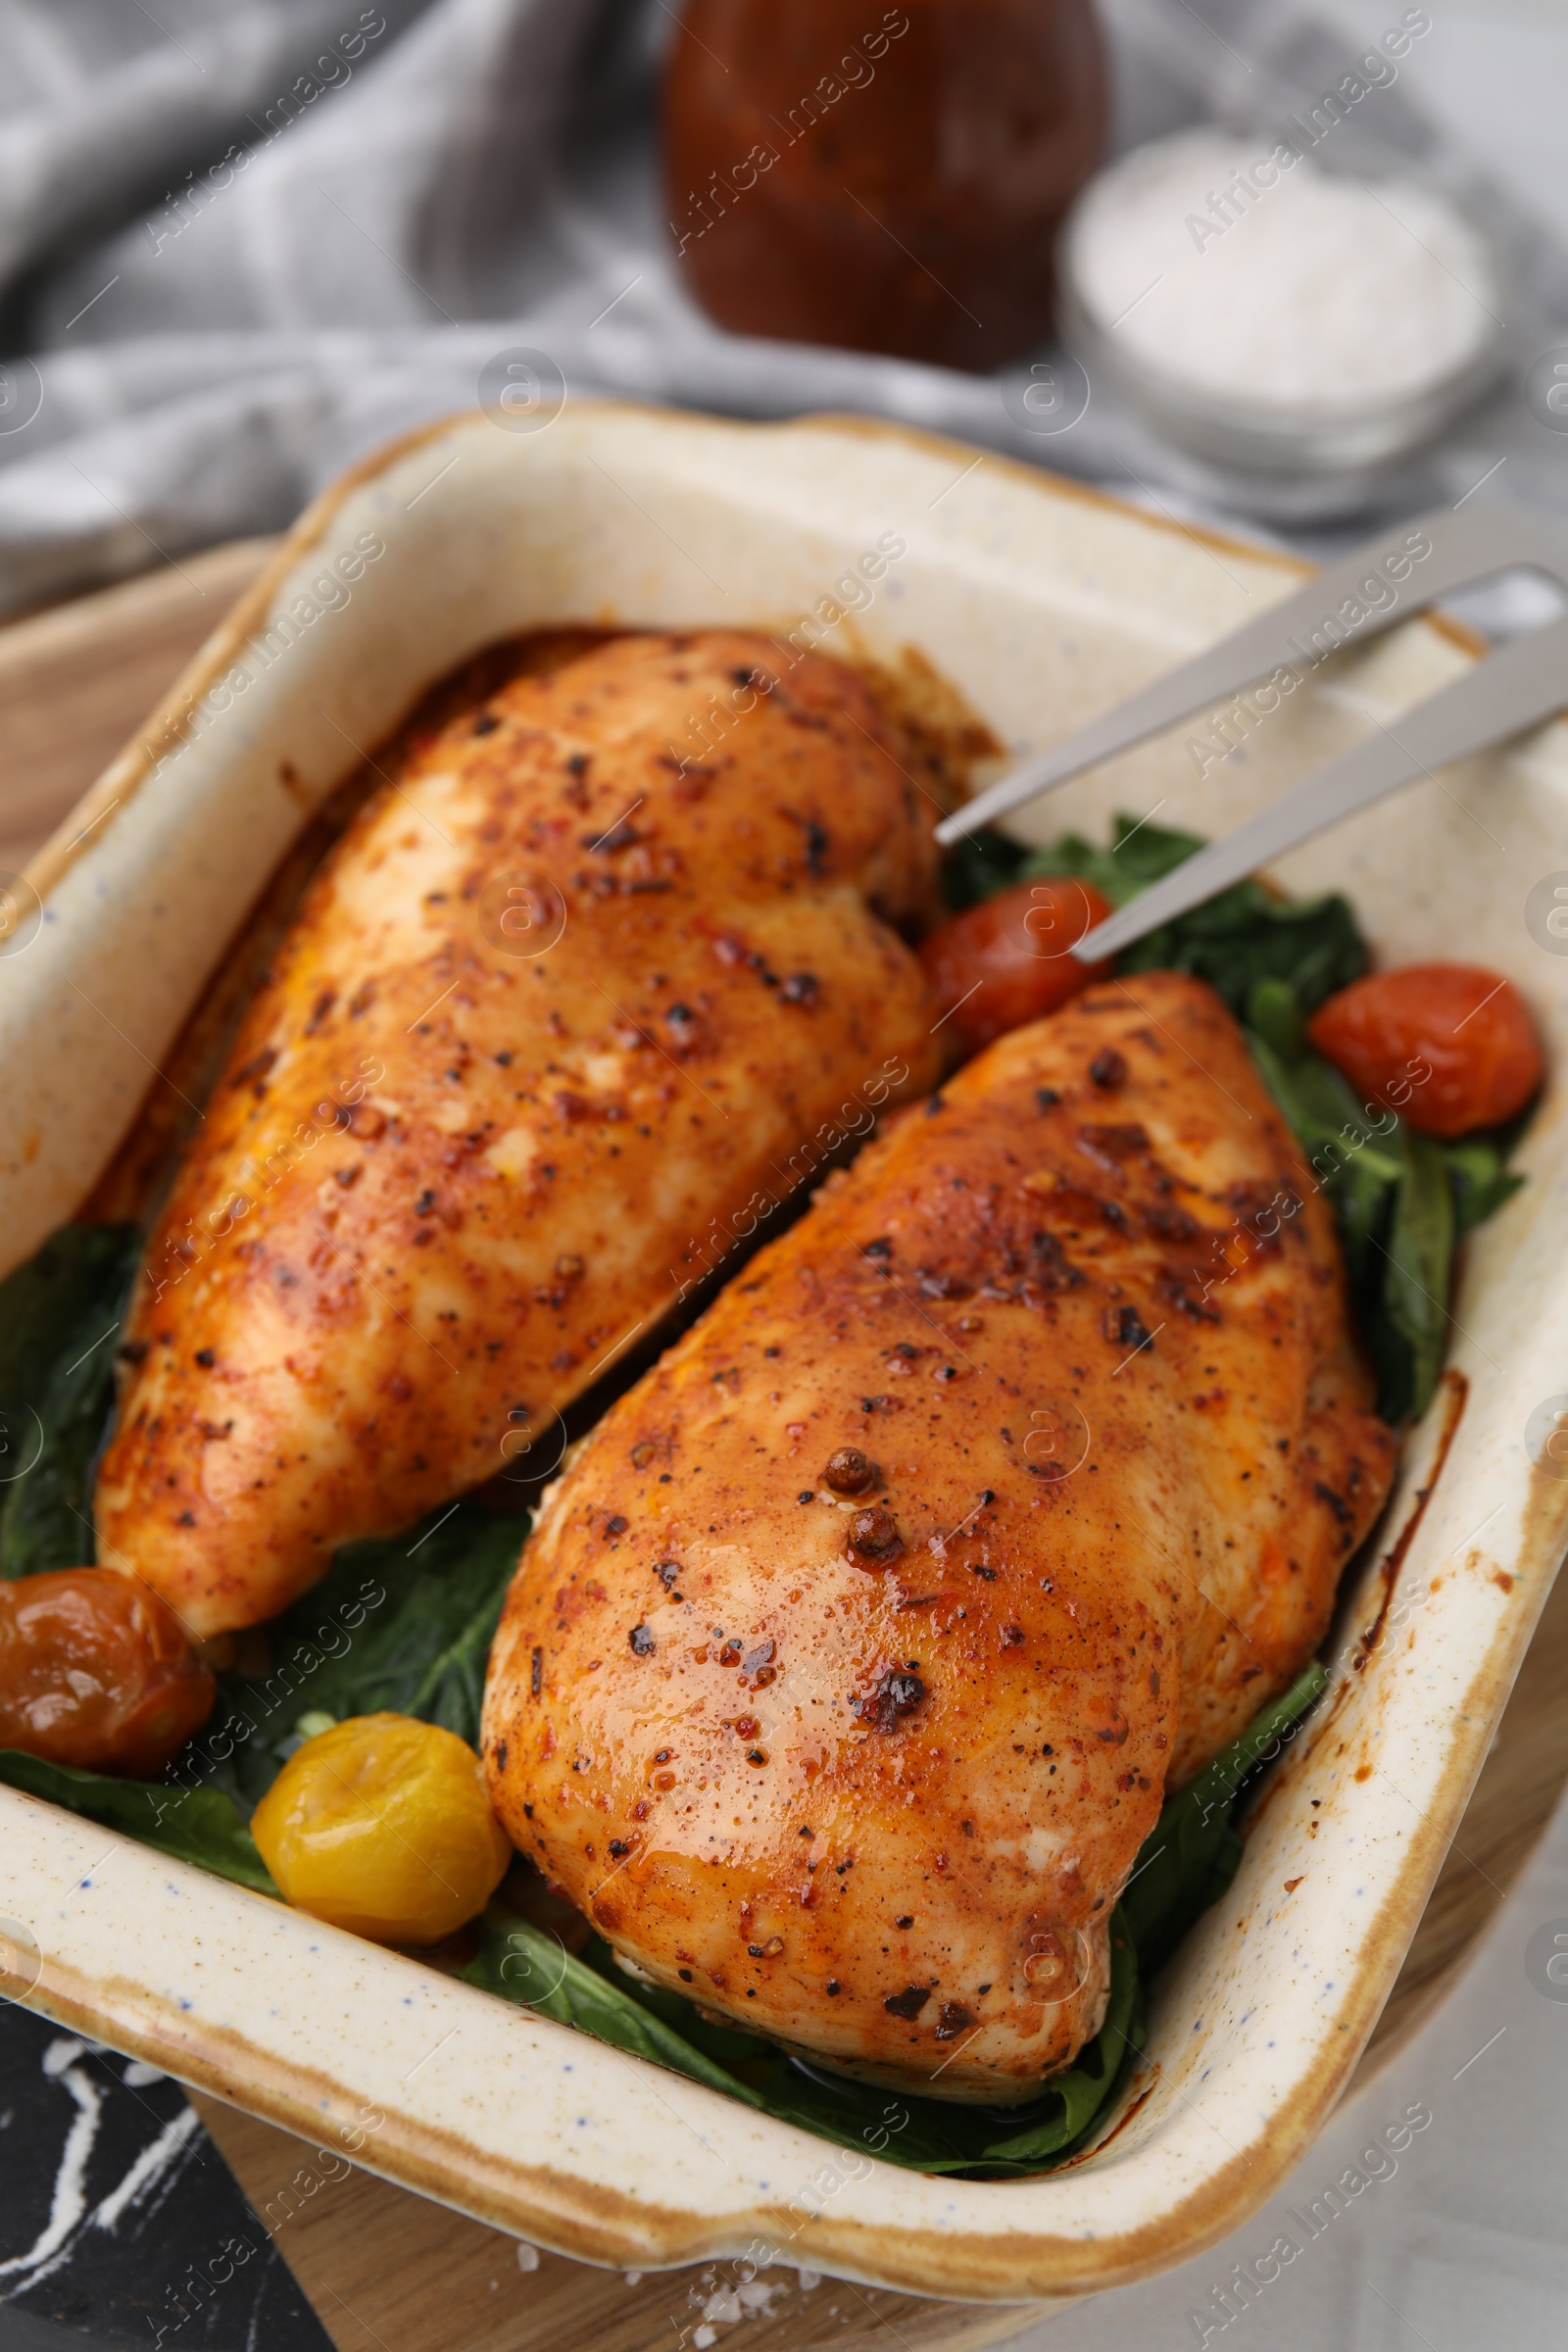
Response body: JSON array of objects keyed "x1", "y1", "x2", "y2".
[{"x1": 0, "y1": 0, "x2": 1563, "y2": 612}]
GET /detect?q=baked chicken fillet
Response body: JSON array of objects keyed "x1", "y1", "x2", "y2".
[
  {"x1": 96, "y1": 632, "x2": 942, "y2": 1636},
  {"x1": 482, "y1": 973, "x2": 1394, "y2": 2101}
]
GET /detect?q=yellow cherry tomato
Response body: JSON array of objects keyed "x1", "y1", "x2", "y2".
[{"x1": 251, "y1": 1713, "x2": 511, "y2": 1945}]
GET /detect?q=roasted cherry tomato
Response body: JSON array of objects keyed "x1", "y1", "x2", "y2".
[
  {"x1": 251, "y1": 1713, "x2": 511, "y2": 1945},
  {"x1": 0, "y1": 1568, "x2": 215, "y2": 1776},
  {"x1": 1306, "y1": 963, "x2": 1544, "y2": 1139},
  {"x1": 919, "y1": 877, "x2": 1114, "y2": 1059}
]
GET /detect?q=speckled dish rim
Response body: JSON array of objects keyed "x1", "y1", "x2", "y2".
[{"x1": 3, "y1": 403, "x2": 1567, "y2": 2306}]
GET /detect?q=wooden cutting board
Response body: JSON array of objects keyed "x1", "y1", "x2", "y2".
[{"x1": 7, "y1": 542, "x2": 1566, "y2": 2352}]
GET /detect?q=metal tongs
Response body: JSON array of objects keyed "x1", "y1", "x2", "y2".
[{"x1": 934, "y1": 503, "x2": 1568, "y2": 963}]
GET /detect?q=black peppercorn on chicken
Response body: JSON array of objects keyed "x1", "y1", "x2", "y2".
[
  {"x1": 95, "y1": 632, "x2": 943, "y2": 1635},
  {"x1": 482, "y1": 973, "x2": 1395, "y2": 2101}
]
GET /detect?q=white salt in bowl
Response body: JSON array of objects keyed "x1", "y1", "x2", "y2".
[{"x1": 1058, "y1": 125, "x2": 1508, "y2": 479}]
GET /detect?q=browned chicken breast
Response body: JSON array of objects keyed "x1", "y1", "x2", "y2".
[
  {"x1": 96, "y1": 632, "x2": 942, "y2": 1636},
  {"x1": 482, "y1": 973, "x2": 1394, "y2": 2101}
]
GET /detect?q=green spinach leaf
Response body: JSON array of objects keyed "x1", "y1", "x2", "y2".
[
  {"x1": 1374, "y1": 1128, "x2": 1455, "y2": 1428},
  {"x1": 0, "y1": 1224, "x2": 141, "y2": 1577},
  {"x1": 0, "y1": 1748, "x2": 276, "y2": 1893},
  {"x1": 1245, "y1": 1027, "x2": 1400, "y2": 1293},
  {"x1": 180, "y1": 1502, "x2": 528, "y2": 1817},
  {"x1": 1004, "y1": 814, "x2": 1365, "y2": 1017},
  {"x1": 268, "y1": 1506, "x2": 524, "y2": 1740},
  {"x1": 0, "y1": 1223, "x2": 139, "y2": 1409},
  {"x1": 577, "y1": 1933, "x2": 778, "y2": 2071},
  {"x1": 940, "y1": 824, "x2": 1028, "y2": 912},
  {"x1": 1443, "y1": 1135, "x2": 1527, "y2": 1235},
  {"x1": 1121, "y1": 1661, "x2": 1326, "y2": 1975},
  {"x1": 1014, "y1": 814, "x2": 1201, "y2": 906},
  {"x1": 1249, "y1": 1013, "x2": 1465, "y2": 1423},
  {"x1": 466, "y1": 1901, "x2": 1144, "y2": 2178},
  {"x1": 463, "y1": 1914, "x2": 767, "y2": 2103}
]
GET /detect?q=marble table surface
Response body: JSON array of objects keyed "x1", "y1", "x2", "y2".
[{"x1": 0, "y1": 2001, "x2": 328, "y2": 2351}]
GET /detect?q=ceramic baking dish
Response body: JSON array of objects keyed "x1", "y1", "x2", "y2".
[{"x1": 3, "y1": 404, "x2": 1566, "y2": 2306}]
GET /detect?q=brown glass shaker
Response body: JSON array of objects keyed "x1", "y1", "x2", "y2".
[{"x1": 662, "y1": 0, "x2": 1107, "y2": 371}]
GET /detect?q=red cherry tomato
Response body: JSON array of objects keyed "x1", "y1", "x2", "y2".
[
  {"x1": 920, "y1": 877, "x2": 1114, "y2": 1059},
  {"x1": 0, "y1": 1569, "x2": 215, "y2": 1776},
  {"x1": 1306, "y1": 963, "x2": 1544, "y2": 1139}
]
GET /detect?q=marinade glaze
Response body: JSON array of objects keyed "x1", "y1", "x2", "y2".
[
  {"x1": 96, "y1": 633, "x2": 943, "y2": 1635},
  {"x1": 484, "y1": 975, "x2": 1394, "y2": 2100}
]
